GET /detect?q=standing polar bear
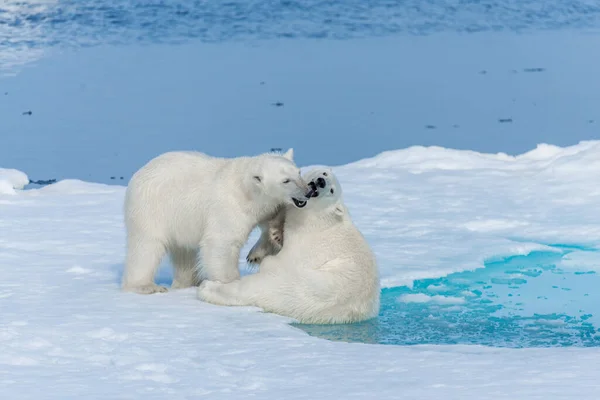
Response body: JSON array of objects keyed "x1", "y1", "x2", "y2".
[
  {"x1": 122, "y1": 148, "x2": 309, "y2": 295},
  {"x1": 197, "y1": 168, "x2": 380, "y2": 324}
]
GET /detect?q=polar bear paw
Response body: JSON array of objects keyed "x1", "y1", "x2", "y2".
[
  {"x1": 123, "y1": 284, "x2": 168, "y2": 295},
  {"x1": 197, "y1": 280, "x2": 222, "y2": 303},
  {"x1": 246, "y1": 245, "x2": 269, "y2": 266},
  {"x1": 269, "y1": 227, "x2": 283, "y2": 247}
]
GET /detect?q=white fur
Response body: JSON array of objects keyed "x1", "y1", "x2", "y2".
[
  {"x1": 197, "y1": 168, "x2": 380, "y2": 324},
  {"x1": 122, "y1": 148, "x2": 309, "y2": 294}
]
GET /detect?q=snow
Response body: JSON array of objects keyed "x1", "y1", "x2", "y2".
[
  {"x1": 0, "y1": 168, "x2": 29, "y2": 194},
  {"x1": 338, "y1": 140, "x2": 600, "y2": 288},
  {"x1": 3, "y1": 140, "x2": 600, "y2": 398}
]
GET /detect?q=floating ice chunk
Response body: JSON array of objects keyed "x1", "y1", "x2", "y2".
[
  {"x1": 426, "y1": 284, "x2": 448, "y2": 292},
  {"x1": 398, "y1": 293, "x2": 466, "y2": 305},
  {"x1": 558, "y1": 250, "x2": 600, "y2": 273}
]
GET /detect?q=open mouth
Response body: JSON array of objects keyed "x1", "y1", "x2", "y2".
[
  {"x1": 292, "y1": 198, "x2": 307, "y2": 208},
  {"x1": 306, "y1": 177, "x2": 327, "y2": 198}
]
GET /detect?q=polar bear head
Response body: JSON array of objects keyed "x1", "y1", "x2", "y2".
[
  {"x1": 299, "y1": 167, "x2": 346, "y2": 217},
  {"x1": 251, "y1": 148, "x2": 311, "y2": 207}
]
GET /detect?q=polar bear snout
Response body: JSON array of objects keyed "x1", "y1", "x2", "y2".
[
  {"x1": 306, "y1": 176, "x2": 328, "y2": 198},
  {"x1": 289, "y1": 177, "x2": 311, "y2": 208}
]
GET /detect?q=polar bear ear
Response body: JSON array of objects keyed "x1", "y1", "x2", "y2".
[
  {"x1": 332, "y1": 199, "x2": 346, "y2": 219},
  {"x1": 282, "y1": 148, "x2": 294, "y2": 161}
]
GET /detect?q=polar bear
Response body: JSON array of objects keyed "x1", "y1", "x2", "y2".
[
  {"x1": 121, "y1": 148, "x2": 310, "y2": 295},
  {"x1": 245, "y1": 168, "x2": 325, "y2": 265},
  {"x1": 197, "y1": 168, "x2": 380, "y2": 324}
]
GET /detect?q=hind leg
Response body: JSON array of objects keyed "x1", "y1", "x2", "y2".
[
  {"x1": 170, "y1": 247, "x2": 201, "y2": 289},
  {"x1": 122, "y1": 236, "x2": 167, "y2": 294}
]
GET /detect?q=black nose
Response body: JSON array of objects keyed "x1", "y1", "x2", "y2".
[
  {"x1": 308, "y1": 181, "x2": 317, "y2": 191},
  {"x1": 316, "y1": 177, "x2": 326, "y2": 188}
]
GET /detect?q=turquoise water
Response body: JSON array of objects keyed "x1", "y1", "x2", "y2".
[{"x1": 296, "y1": 249, "x2": 600, "y2": 347}]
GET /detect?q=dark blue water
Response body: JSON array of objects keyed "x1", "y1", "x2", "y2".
[
  {"x1": 296, "y1": 249, "x2": 600, "y2": 347},
  {"x1": 3, "y1": 1, "x2": 600, "y2": 184},
  {"x1": 4, "y1": 0, "x2": 600, "y2": 52}
]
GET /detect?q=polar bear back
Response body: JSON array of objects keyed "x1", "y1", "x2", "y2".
[{"x1": 124, "y1": 151, "x2": 283, "y2": 248}]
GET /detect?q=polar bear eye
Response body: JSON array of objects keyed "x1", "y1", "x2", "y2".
[{"x1": 283, "y1": 179, "x2": 291, "y2": 184}]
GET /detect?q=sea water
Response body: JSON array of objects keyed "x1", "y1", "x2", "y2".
[{"x1": 296, "y1": 248, "x2": 600, "y2": 347}]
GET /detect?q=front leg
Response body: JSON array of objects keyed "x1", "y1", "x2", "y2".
[
  {"x1": 246, "y1": 229, "x2": 279, "y2": 267},
  {"x1": 246, "y1": 209, "x2": 285, "y2": 266},
  {"x1": 267, "y1": 207, "x2": 286, "y2": 248},
  {"x1": 198, "y1": 239, "x2": 242, "y2": 283},
  {"x1": 268, "y1": 226, "x2": 283, "y2": 248},
  {"x1": 197, "y1": 273, "x2": 274, "y2": 307}
]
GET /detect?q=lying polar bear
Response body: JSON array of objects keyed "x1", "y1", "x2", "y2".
[
  {"x1": 197, "y1": 168, "x2": 380, "y2": 324},
  {"x1": 122, "y1": 148, "x2": 309, "y2": 295}
]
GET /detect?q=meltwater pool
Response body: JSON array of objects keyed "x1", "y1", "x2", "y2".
[{"x1": 296, "y1": 248, "x2": 600, "y2": 348}]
